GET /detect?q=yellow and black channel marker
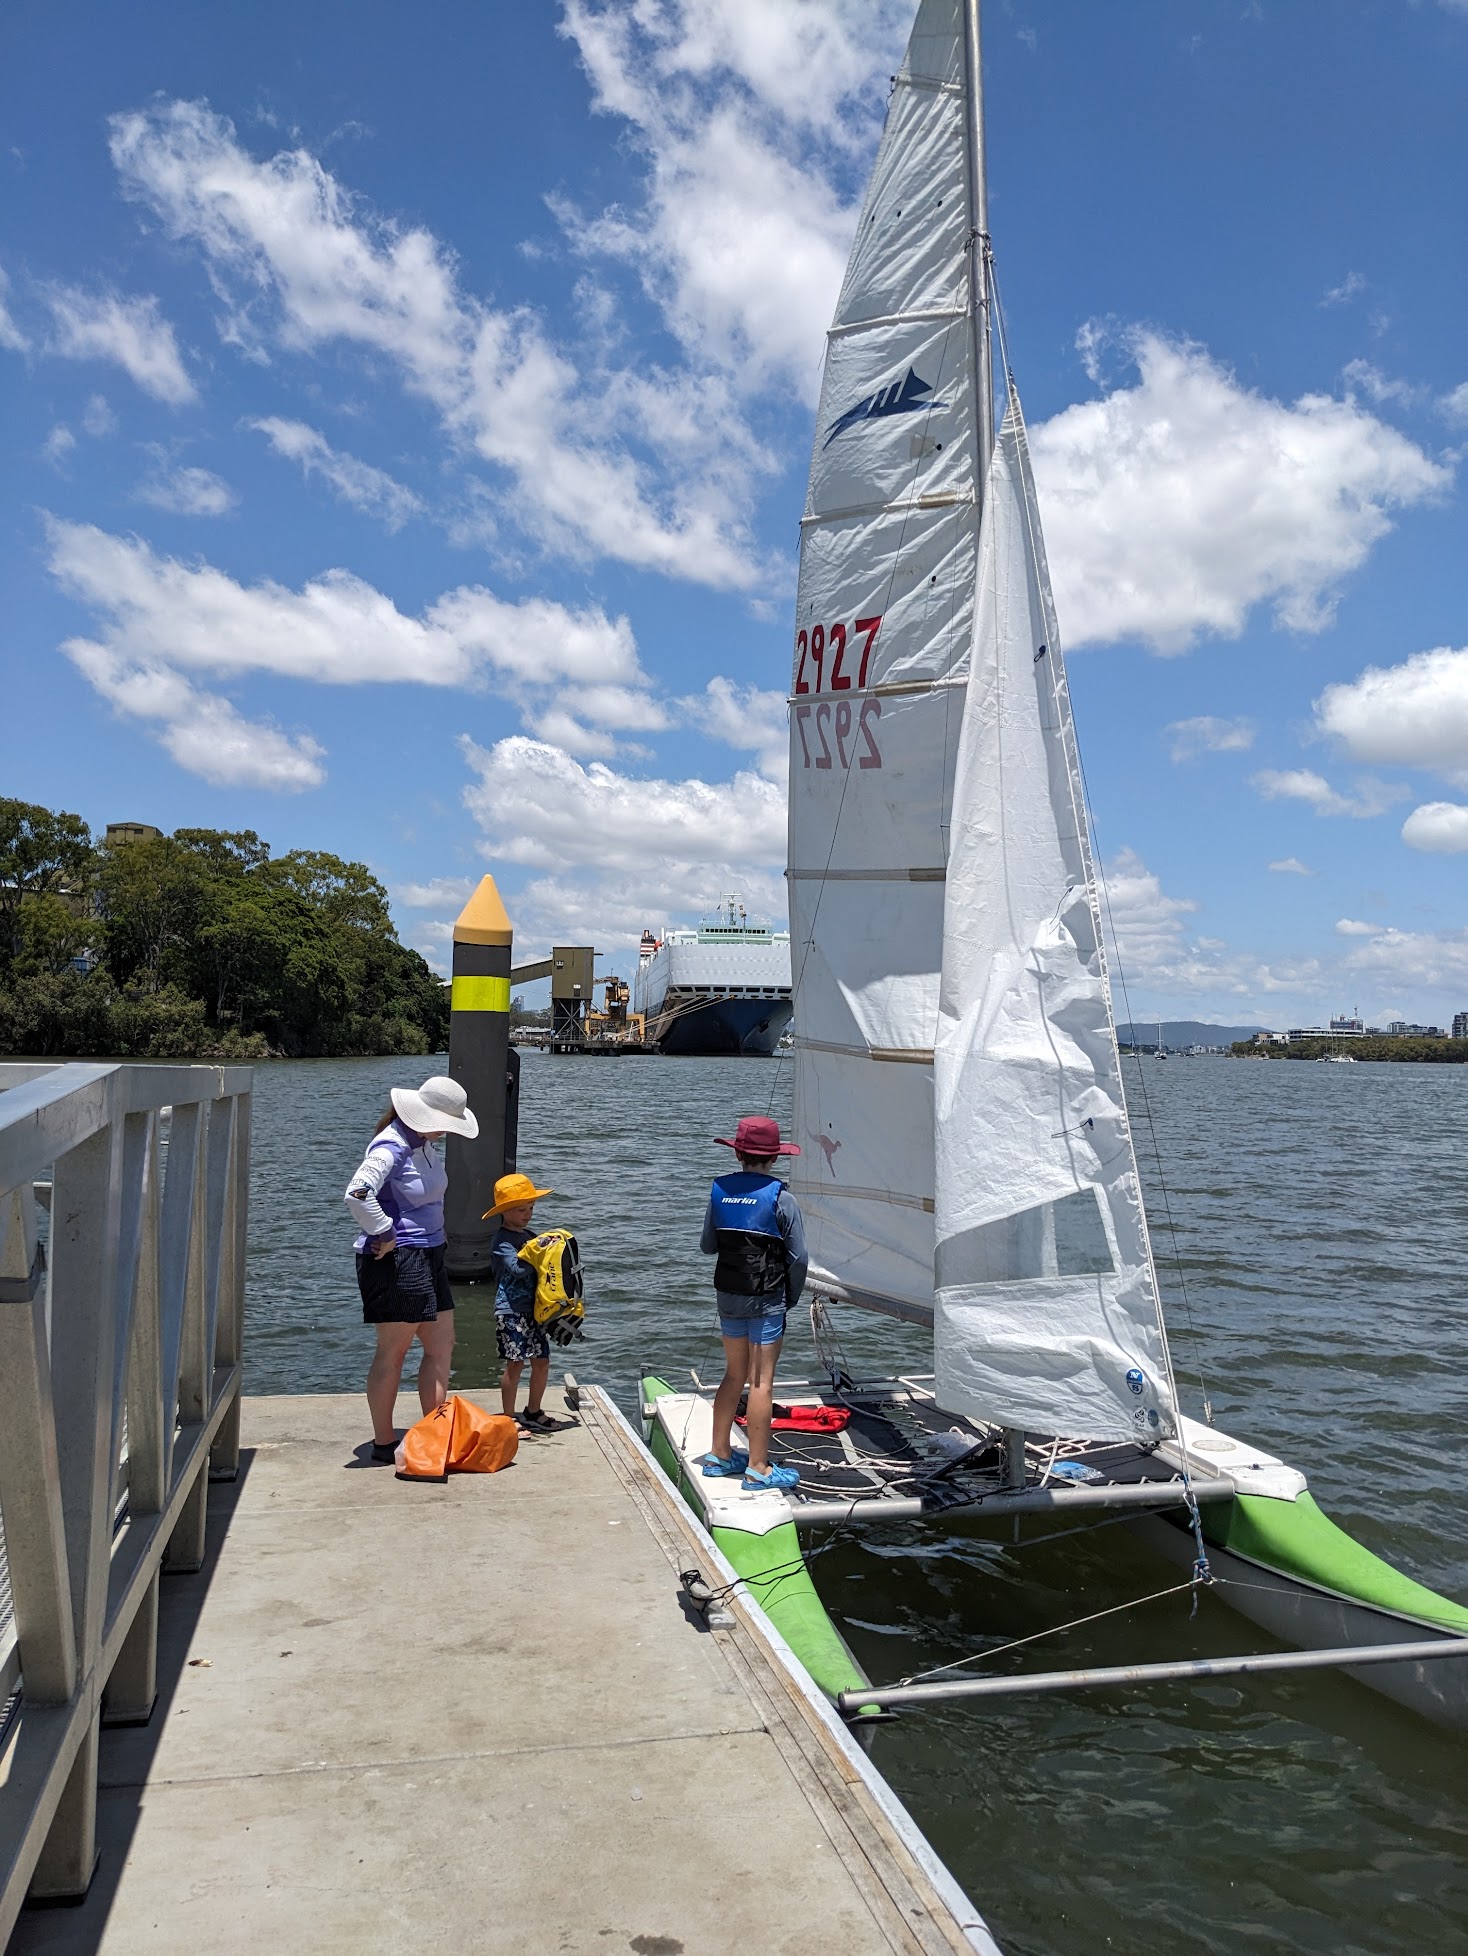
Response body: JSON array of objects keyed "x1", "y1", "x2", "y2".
[{"x1": 444, "y1": 875, "x2": 513, "y2": 1279}]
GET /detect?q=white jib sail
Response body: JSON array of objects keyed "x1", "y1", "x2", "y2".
[
  {"x1": 788, "y1": 0, "x2": 974, "y2": 1321},
  {"x1": 932, "y1": 393, "x2": 1178, "y2": 1442}
]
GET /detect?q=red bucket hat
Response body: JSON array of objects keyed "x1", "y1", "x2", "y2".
[{"x1": 713, "y1": 1115, "x2": 801, "y2": 1158}]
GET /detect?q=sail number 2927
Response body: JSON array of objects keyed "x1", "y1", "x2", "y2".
[
  {"x1": 793, "y1": 611, "x2": 884, "y2": 769},
  {"x1": 794, "y1": 613, "x2": 881, "y2": 695}
]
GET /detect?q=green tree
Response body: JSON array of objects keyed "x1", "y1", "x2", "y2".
[
  {"x1": 1, "y1": 802, "x2": 449, "y2": 1060},
  {"x1": 96, "y1": 835, "x2": 208, "y2": 994},
  {"x1": 0, "y1": 797, "x2": 94, "y2": 964}
]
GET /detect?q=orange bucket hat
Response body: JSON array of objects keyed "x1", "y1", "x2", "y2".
[{"x1": 483, "y1": 1171, "x2": 554, "y2": 1219}]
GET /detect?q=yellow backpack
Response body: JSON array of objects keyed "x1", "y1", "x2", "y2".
[{"x1": 516, "y1": 1228, "x2": 585, "y2": 1345}]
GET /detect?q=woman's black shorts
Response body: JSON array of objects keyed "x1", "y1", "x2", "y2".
[{"x1": 357, "y1": 1243, "x2": 455, "y2": 1324}]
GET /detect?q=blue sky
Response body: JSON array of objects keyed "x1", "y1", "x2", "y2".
[{"x1": 3, "y1": 0, "x2": 1467, "y2": 1028}]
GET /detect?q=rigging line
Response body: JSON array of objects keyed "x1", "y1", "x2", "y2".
[
  {"x1": 987, "y1": 271, "x2": 1213, "y2": 1440},
  {"x1": 896, "y1": 1577, "x2": 1201, "y2": 1688}
]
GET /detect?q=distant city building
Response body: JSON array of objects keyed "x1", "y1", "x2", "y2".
[
  {"x1": 1454, "y1": 1011, "x2": 1468, "y2": 1040},
  {"x1": 104, "y1": 821, "x2": 162, "y2": 848},
  {"x1": 1329, "y1": 1014, "x2": 1364, "y2": 1034}
]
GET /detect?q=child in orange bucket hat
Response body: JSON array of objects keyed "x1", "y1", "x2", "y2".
[{"x1": 483, "y1": 1172, "x2": 558, "y2": 1431}]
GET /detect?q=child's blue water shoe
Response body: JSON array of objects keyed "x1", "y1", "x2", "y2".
[
  {"x1": 701, "y1": 1449, "x2": 749, "y2": 1477},
  {"x1": 742, "y1": 1463, "x2": 799, "y2": 1491}
]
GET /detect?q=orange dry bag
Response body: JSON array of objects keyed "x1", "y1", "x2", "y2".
[{"x1": 396, "y1": 1395, "x2": 519, "y2": 1481}]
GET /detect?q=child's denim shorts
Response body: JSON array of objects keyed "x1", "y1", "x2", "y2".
[{"x1": 719, "y1": 1307, "x2": 787, "y2": 1347}]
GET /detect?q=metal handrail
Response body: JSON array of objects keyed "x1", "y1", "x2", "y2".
[{"x1": 0, "y1": 1060, "x2": 251, "y2": 1936}]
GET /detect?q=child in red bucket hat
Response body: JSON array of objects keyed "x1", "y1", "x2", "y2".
[{"x1": 699, "y1": 1116, "x2": 808, "y2": 1490}]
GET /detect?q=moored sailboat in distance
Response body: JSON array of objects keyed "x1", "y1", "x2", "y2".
[{"x1": 642, "y1": 0, "x2": 1467, "y2": 1746}]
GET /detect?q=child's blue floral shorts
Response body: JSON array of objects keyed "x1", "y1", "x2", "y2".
[{"x1": 495, "y1": 1311, "x2": 550, "y2": 1363}]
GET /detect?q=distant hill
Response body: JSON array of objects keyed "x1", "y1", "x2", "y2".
[{"x1": 1117, "y1": 1021, "x2": 1268, "y2": 1048}]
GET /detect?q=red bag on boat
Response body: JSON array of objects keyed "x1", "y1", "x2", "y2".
[{"x1": 736, "y1": 1403, "x2": 851, "y2": 1434}]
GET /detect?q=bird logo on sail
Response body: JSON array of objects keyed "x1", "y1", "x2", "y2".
[{"x1": 824, "y1": 366, "x2": 942, "y2": 446}]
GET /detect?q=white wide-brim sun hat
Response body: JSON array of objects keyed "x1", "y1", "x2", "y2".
[{"x1": 390, "y1": 1075, "x2": 479, "y2": 1139}]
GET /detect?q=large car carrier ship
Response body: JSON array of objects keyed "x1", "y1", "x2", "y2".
[{"x1": 634, "y1": 899, "x2": 792, "y2": 1057}]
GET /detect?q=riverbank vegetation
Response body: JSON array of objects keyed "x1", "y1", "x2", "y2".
[
  {"x1": 1231, "y1": 1037, "x2": 1468, "y2": 1063},
  {"x1": 0, "y1": 797, "x2": 449, "y2": 1059}
]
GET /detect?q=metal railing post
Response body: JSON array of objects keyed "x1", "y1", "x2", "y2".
[{"x1": 0, "y1": 1060, "x2": 253, "y2": 1938}]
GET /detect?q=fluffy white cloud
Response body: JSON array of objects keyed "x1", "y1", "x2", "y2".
[
  {"x1": 1439, "y1": 381, "x2": 1468, "y2": 425},
  {"x1": 1099, "y1": 846, "x2": 1323, "y2": 1011},
  {"x1": 46, "y1": 516, "x2": 668, "y2": 783},
  {"x1": 1251, "y1": 768, "x2": 1406, "y2": 819},
  {"x1": 67, "y1": 638, "x2": 324, "y2": 791},
  {"x1": 108, "y1": 100, "x2": 769, "y2": 588},
  {"x1": 1267, "y1": 857, "x2": 1315, "y2": 875},
  {"x1": 248, "y1": 416, "x2": 422, "y2": 529},
  {"x1": 558, "y1": 0, "x2": 908, "y2": 402},
  {"x1": 1320, "y1": 271, "x2": 1366, "y2": 308},
  {"x1": 1335, "y1": 918, "x2": 1380, "y2": 937},
  {"x1": 1341, "y1": 924, "x2": 1468, "y2": 996},
  {"x1": 457, "y1": 729, "x2": 790, "y2": 954},
  {"x1": 43, "y1": 283, "x2": 195, "y2": 403},
  {"x1": 1315, "y1": 645, "x2": 1468, "y2": 777},
  {"x1": 42, "y1": 425, "x2": 76, "y2": 467},
  {"x1": 393, "y1": 876, "x2": 478, "y2": 910},
  {"x1": 135, "y1": 458, "x2": 237, "y2": 516},
  {"x1": 1032, "y1": 329, "x2": 1449, "y2": 652},
  {"x1": 1401, "y1": 801, "x2": 1468, "y2": 853},
  {"x1": 459, "y1": 734, "x2": 784, "y2": 875},
  {"x1": 1165, "y1": 715, "x2": 1255, "y2": 761},
  {"x1": 680, "y1": 675, "x2": 788, "y2": 781},
  {"x1": 46, "y1": 515, "x2": 649, "y2": 692},
  {"x1": 82, "y1": 395, "x2": 117, "y2": 438},
  {"x1": 0, "y1": 266, "x2": 28, "y2": 352}
]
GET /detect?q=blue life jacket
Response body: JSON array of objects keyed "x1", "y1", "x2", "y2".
[{"x1": 709, "y1": 1172, "x2": 787, "y2": 1297}]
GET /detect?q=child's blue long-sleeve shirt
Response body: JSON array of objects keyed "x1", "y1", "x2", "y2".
[{"x1": 491, "y1": 1224, "x2": 537, "y2": 1319}]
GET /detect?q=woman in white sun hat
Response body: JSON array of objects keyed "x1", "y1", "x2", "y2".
[{"x1": 344, "y1": 1075, "x2": 478, "y2": 1462}]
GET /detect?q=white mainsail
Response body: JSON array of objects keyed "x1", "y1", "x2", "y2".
[
  {"x1": 789, "y1": 0, "x2": 1177, "y2": 1438},
  {"x1": 788, "y1": 0, "x2": 975, "y2": 1320},
  {"x1": 932, "y1": 396, "x2": 1177, "y2": 1441}
]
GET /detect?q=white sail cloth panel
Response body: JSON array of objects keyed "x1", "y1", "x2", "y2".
[
  {"x1": 932, "y1": 405, "x2": 1176, "y2": 1442},
  {"x1": 789, "y1": 0, "x2": 973, "y2": 1320}
]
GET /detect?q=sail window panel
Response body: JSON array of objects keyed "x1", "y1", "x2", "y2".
[
  {"x1": 809, "y1": 319, "x2": 972, "y2": 519},
  {"x1": 934, "y1": 1189, "x2": 1115, "y2": 1288},
  {"x1": 789, "y1": 692, "x2": 965, "y2": 875},
  {"x1": 834, "y1": 13, "x2": 966, "y2": 326},
  {"x1": 796, "y1": 503, "x2": 977, "y2": 691}
]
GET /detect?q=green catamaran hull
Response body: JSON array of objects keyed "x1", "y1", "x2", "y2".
[
  {"x1": 643, "y1": 1374, "x2": 1468, "y2": 1729},
  {"x1": 1132, "y1": 1492, "x2": 1468, "y2": 1728}
]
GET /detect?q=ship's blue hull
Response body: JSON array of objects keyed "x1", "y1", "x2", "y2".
[{"x1": 655, "y1": 995, "x2": 793, "y2": 1057}]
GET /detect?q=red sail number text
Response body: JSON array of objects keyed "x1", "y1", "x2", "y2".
[{"x1": 793, "y1": 614, "x2": 882, "y2": 696}]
